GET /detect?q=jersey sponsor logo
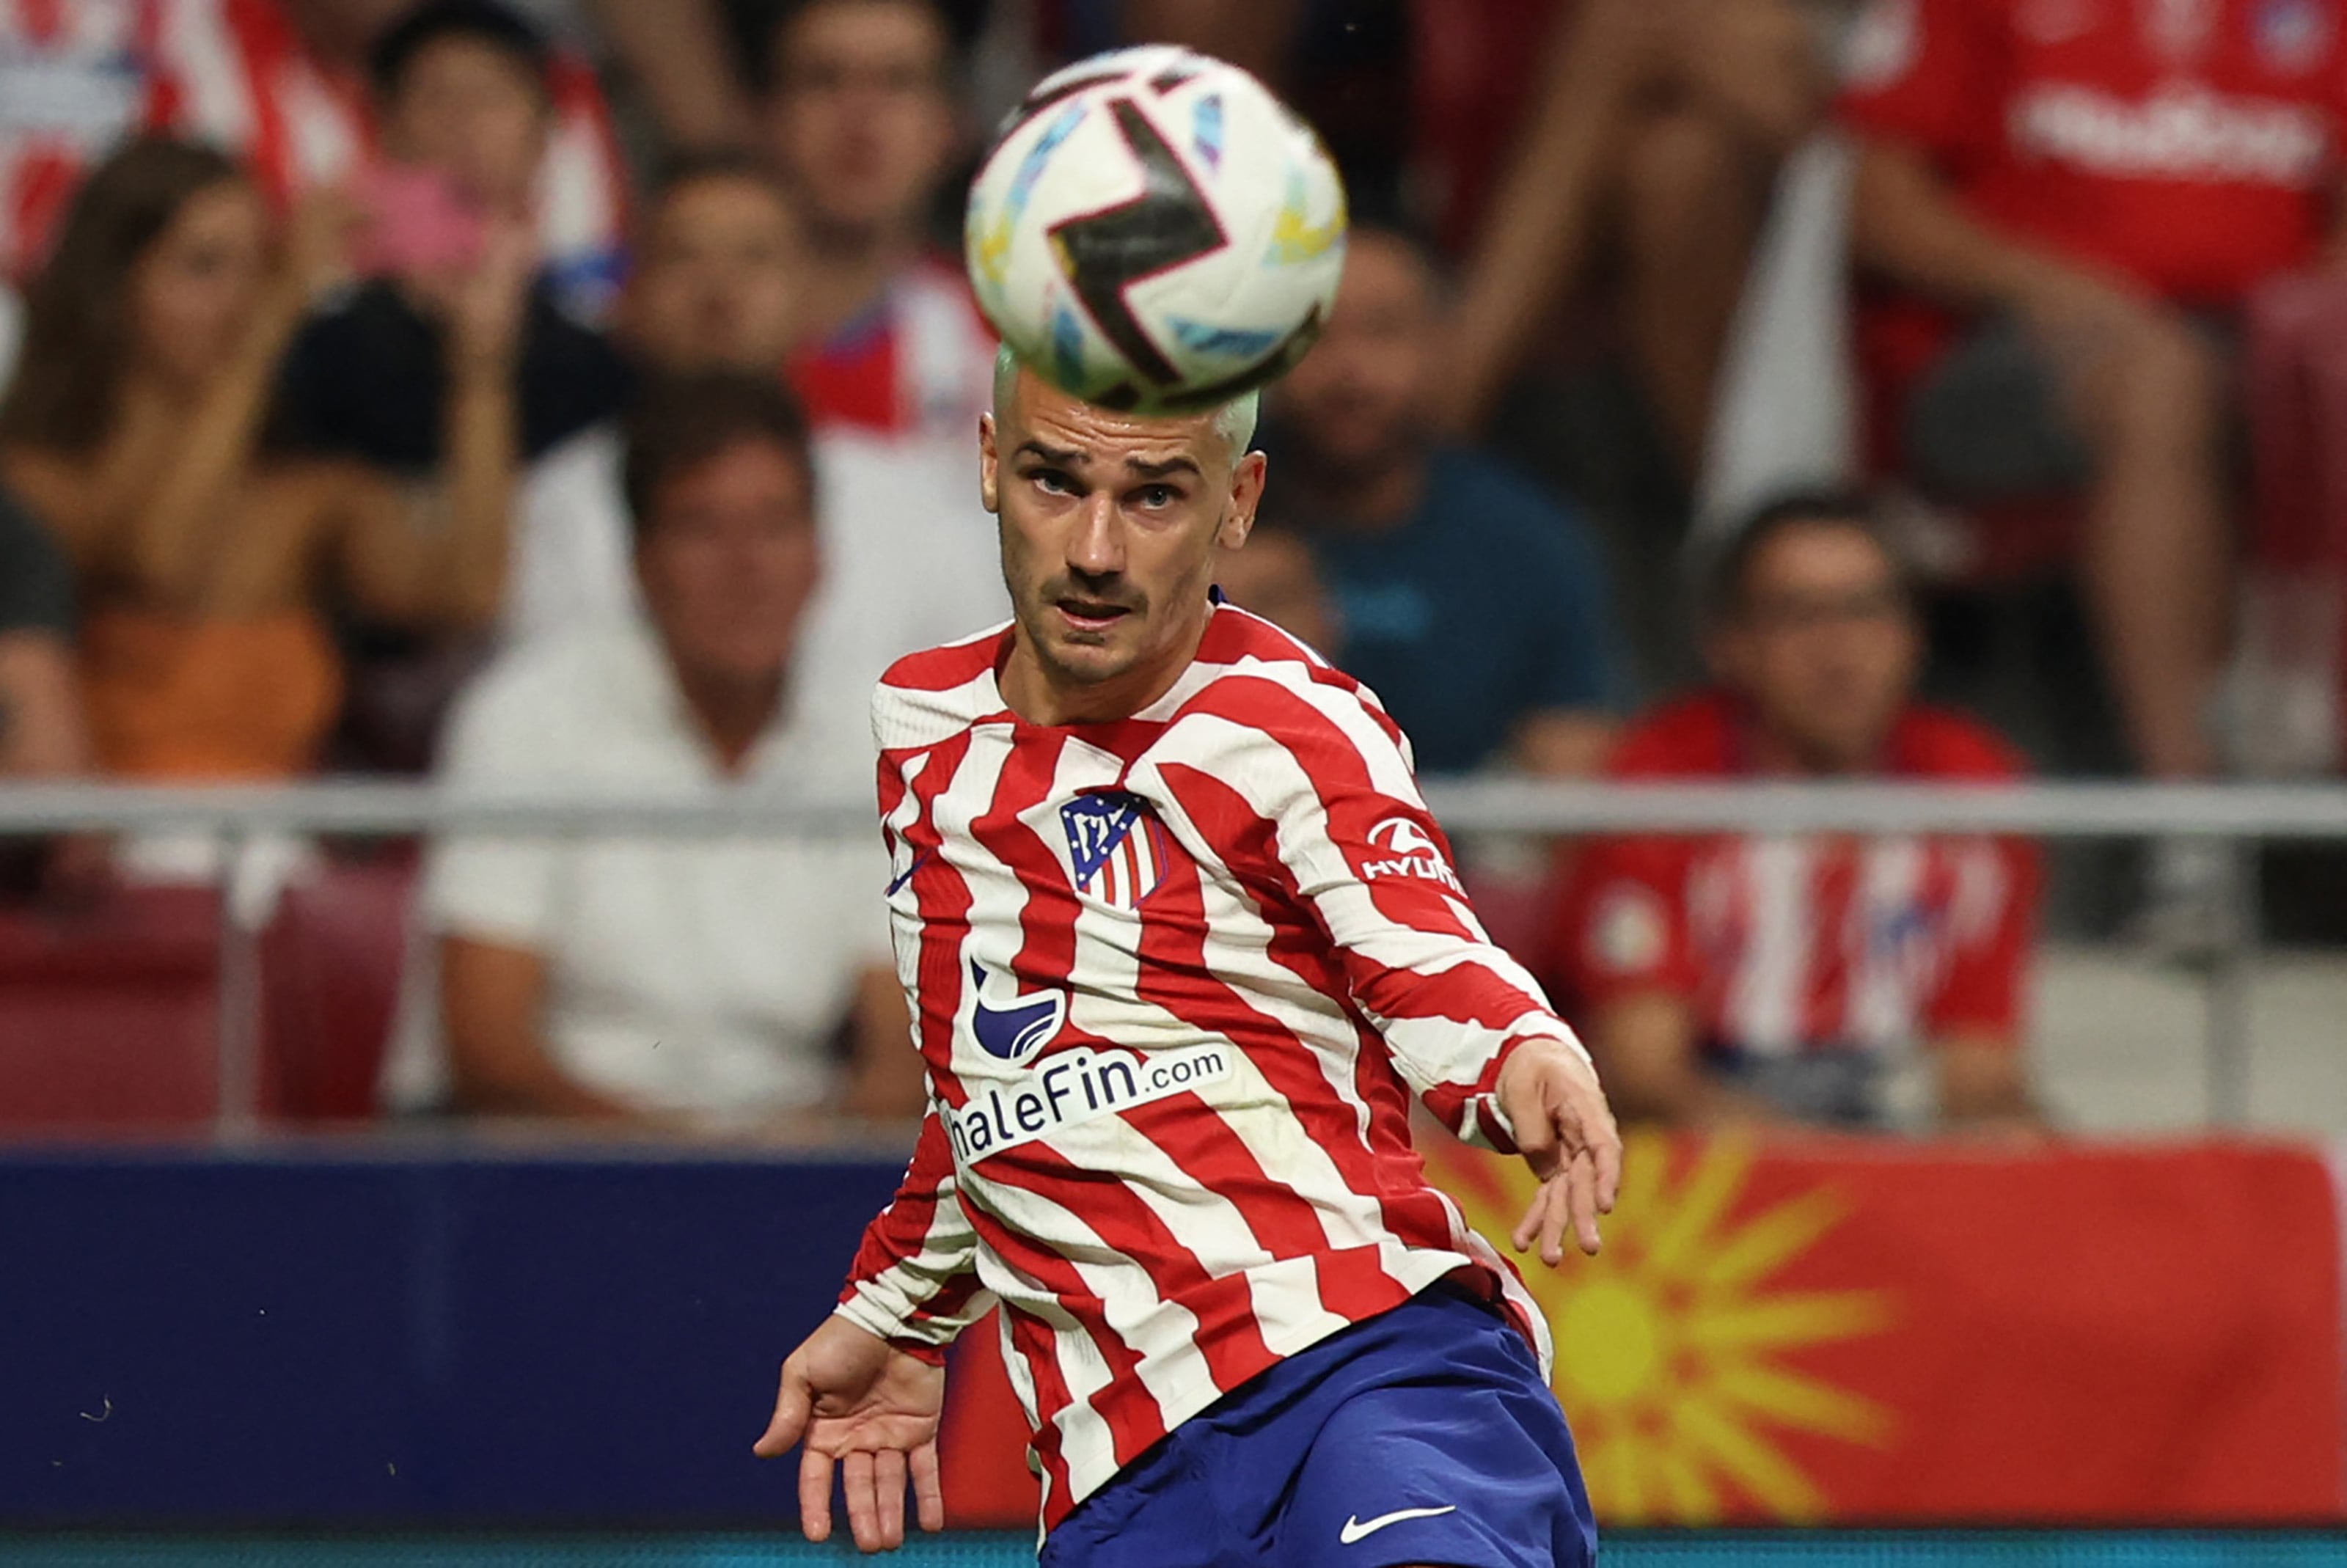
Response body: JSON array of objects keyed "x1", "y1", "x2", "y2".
[
  {"x1": 1590, "y1": 883, "x2": 1669, "y2": 975},
  {"x1": 1339, "y1": 1504, "x2": 1458, "y2": 1544},
  {"x1": 967, "y1": 960, "x2": 1068, "y2": 1063},
  {"x1": 942, "y1": 1041, "x2": 1235, "y2": 1162},
  {"x1": 1060, "y1": 791, "x2": 1165, "y2": 909},
  {"x1": 2007, "y1": 81, "x2": 2328, "y2": 183},
  {"x1": 1358, "y1": 816, "x2": 1465, "y2": 893}
]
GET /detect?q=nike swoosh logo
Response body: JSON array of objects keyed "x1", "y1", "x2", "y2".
[
  {"x1": 885, "y1": 851, "x2": 931, "y2": 895},
  {"x1": 1339, "y1": 1505, "x2": 1457, "y2": 1544}
]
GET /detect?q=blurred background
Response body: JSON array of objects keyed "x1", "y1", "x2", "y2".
[{"x1": 0, "y1": 0, "x2": 2341, "y2": 1562}]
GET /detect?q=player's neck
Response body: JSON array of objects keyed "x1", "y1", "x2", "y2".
[{"x1": 1000, "y1": 604, "x2": 1212, "y2": 727}]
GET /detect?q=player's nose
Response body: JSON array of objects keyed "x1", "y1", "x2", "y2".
[{"x1": 1066, "y1": 492, "x2": 1127, "y2": 576}]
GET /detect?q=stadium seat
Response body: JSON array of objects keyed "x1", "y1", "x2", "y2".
[
  {"x1": 0, "y1": 884, "x2": 223, "y2": 1132},
  {"x1": 257, "y1": 854, "x2": 417, "y2": 1122}
]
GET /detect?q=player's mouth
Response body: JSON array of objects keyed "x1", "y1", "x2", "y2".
[{"x1": 1055, "y1": 598, "x2": 1133, "y2": 634}]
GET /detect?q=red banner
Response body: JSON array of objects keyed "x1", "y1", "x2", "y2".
[{"x1": 939, "y1": 1137, "x2": 2345, "y2": 1527}]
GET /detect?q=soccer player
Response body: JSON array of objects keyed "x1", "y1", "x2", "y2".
[{"x1": 753, "y1": 348, "x2": 1623, "y2": 1566}]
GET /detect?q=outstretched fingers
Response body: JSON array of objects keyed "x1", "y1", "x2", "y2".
[
  {"x1": 844, "y1": 1448, "x2": 879, "y2": 1551},
  {"x1": 912, "y1": 1440, "x2": 946, "y2": 1534},
  {"x1": 876, "y1": 1447, "x2": 908, "y2": 1548},
  {"x1": 798, "y1": 1446, "x2": 835, "y2": 1543}
]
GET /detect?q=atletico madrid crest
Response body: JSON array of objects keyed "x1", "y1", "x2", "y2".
[{"x1": 1060, "y1": 791, "x2": 1166, "y2": 909}]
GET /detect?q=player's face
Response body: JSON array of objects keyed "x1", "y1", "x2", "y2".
[
  {"x1": 1273, "y1": 230, "x2": 1434, "y2": 474},
  {"x1": 635, "y1": 438, "x2": 821, "y2": 689},
  {"x1": 1710, "y1": 521, "x2": 1920, "y2": 771},
  {"x1": 765, "y1": 0, "x2": 957, "y2": 240},
  {"x1": 624, "y1": 176, "x2": 808, "y2": 374},
  {"x1": 984, "y1": 366, "x2": 1266, "y2": 722}
]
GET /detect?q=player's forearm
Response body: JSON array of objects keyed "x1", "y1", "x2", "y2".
[{"x1": 837, "y1": 1110, "x2": 988, "y2": 1347}]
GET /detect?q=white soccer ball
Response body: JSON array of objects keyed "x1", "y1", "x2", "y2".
[{"x1": 965, "y1": 45, "x2": 1349, "y2": 414}]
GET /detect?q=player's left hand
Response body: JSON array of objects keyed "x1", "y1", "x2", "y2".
[{"x1": 1496, "y1": 1039, "x2": 1622, "y2": 1266}]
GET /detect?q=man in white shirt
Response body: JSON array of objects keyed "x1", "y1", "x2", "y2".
[
  {"x1": 508, "y1": 150, "x2": 1004, "y2": 708},
  {"x1": 419, "y1": 371, "x2": 923, "y2": 1127}
]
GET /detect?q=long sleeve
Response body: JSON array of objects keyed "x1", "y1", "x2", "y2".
[
  {"x1": 1140, "y1": 669, "x2": 1593, "y2": 1152},
  {"x1": 833, "y1": 1107, "x2": 995, "y2": 1363}
]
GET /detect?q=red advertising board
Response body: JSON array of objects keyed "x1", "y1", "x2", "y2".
[{"x1": 939, "y1": 1137, "x2": 2345, "y2": 1528}]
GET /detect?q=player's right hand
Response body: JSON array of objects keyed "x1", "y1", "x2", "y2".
[
  {"x1": 1497, "y1": 1038, "x2": 1624, "y2": 1264},
  {"x1": 754, "y1": 1314, "x2": 947, "y2": 1553}
]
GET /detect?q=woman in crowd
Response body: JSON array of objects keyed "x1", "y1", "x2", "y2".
[{"x1": 0, "y1": 136, "x2": 521, "y2": 783}]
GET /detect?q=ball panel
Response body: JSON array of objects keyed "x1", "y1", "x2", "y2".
[{"x1": 966, "y1": 46, "x2": 1350, "y2": 411}]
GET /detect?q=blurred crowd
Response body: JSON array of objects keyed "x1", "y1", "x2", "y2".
[{"x1": 1, "y1": 0, "x2": 2343, "y2": 1141}]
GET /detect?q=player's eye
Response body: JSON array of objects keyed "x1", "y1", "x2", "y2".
[
  {"x1": 1028, "y1": 468, "x2": 1076, "y2": 496},
  {"x1": 1132, "y1": 484, "x2": 1179, "y2": 510}
]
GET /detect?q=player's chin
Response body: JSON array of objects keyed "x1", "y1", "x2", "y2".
[{"x1": 1044, "y1": 623, "x2": 1144, "y2": 680}]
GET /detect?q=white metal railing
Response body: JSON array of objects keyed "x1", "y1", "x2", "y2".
[
  {"x1": 3, "y1": 778, "x2": 2332, "y2": 1137},
  {"x1": 1, "y1": 777, "x2": 2346, "y2": 836}
]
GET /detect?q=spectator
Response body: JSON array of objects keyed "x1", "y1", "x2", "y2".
[
  {"x1": 510, "y1": 152, "x2": 1003, "y2": 703},
  {"x1": 0, "y1": 480, "x2": 85, "y2": 781},
  {"x1": 272, "y1": 0, "x2": 631, "y2": 475},
  {"x1": 420, "y1": 372, "x2": 920, "y2": 1126},
  {"x1": 1838, "y1": 0, "x2": 2304, "y2": 791},
  {"x1": 156, "y1": 0, "x2": 631, "y2": 318},
  {"x1": 1269, "y1": 223, "x2": 1626, "y2": 777},
  {"x1": 265, "y1": 0, "x2": 629, "y2": 770},
  {"x1": 1435, "y1": 0, "x2": 1827, "y2": 472},
  {"x1": 764, "y1": 0, "x2": 995, "y2": 439},
  {"x1": 0, "y1": 137, "x2": 513, "y2": 782},
  {"x1": 1557, "y1": 492, "x2": 2040, "y2": 1131}
]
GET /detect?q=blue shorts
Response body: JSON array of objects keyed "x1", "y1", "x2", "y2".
[{"x1": 1038, "y1": 1285, "x2": 1596, "y2": 1568}]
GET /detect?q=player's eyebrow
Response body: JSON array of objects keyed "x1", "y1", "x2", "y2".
[
  {"x1": 1014, "y1": 441, "x2": 1086, "y2": 466},
  {"x1": 1123, "y1": 455, "x2": 1201, "y2": 480}
]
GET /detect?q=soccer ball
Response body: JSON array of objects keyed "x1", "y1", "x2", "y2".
[{"x1": 965, "y1": 45, "x2": 1349, "y2": 414}]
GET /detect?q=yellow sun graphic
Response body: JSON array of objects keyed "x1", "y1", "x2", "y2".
[{"x1": 1440, "y1": 1135, "x2": 1898, "y2": 1524}]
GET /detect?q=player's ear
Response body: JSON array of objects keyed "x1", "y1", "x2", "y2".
[
  {"x1": 1219, "y1": 450, "x2": 1267, "y2": 549},
  {"x1": 978, "y1": 413, "x2": 1001, "y2": 513}
]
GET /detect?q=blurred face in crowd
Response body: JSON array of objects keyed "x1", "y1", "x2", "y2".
[
  {"x1": 1214, "y1": 530, "x2": 1337, "y2": 656},
  {"x1": 624, "y1": 174, "x2": 808, "y2": 374},
  {"x1": 984, "y1": 363, "x2": 1264, "y2": 716},
  {"x1": 284, "y1": 0, "x2": 416, "y2": 63},
  {"x1": 380, "y1": 35, "x2": 549, "y2": 218},
  {"x1": 1275, "y1": 229, "x2": 1436, "y2": 478},
  {"x1": 765, "y1": 0, "x2": 956, "y2": 241},
  {"x1": 637, "y1": 438, "x2": 821, "y2": 689},
  {"x1": 131, "y1": 177, "x2": 270, "y2": 389},
  {"x1": 1710, "y1": 519, "x2": 1920, "y2": 772}
]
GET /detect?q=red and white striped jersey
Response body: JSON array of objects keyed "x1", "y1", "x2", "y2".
[
  {"x1": 786, "y1": 256, "x2": 997, "y2": 441},
  {"x1": 0, "y1": 0, "x2": 170, "y2": 280},
  {"x1": 1559, "y1": 691, "x2": 2040, "y2": 1058},
  {"x1": 835, "y1": 604, "x2": 1591, "y2": 1532},
  {"x1": 153, "y1": 0, "x2": 629, "y2": 317}
]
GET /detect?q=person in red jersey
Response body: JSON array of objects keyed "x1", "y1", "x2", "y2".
[
  {"x1": 764, "y1": 0, "x2": 994, "y2": 439},
  {"x1": 1838, "y1": 0, "x2": 2347, "y2": 789},
  {"x1": 1558, "y1": 492, "x2": 2043, "y2": 1132},
  {"x1": 752, "y1": 347, "x2": 1622, "y2": 1564}
]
